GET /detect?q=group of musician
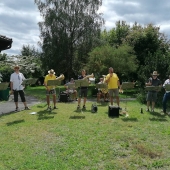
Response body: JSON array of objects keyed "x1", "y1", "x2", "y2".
[
  {"x1": 9, "y1": 65, "x2": 170, "y2": 115},
  {"x1": 43, "y1": 67, "x2": 121, "y2": 111}
]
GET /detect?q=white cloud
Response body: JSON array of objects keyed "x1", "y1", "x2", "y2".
[{"x1": 0, "y1": 0, "x2": 170, "y2": 56}]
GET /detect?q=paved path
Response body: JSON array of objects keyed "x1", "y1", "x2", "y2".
[
  {"x1": 0, "y1": 95, "x2": 40, "y2": 115},
  {"x1": 0, "y1": 95, "x2": 136, "y2": 115}
]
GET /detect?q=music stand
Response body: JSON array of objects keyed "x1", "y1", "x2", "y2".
[
  {"x1": 0, "y1": 82, "x2": 9, "y2": 90},
  {"x1": 66, "y1": 83, "x2": 76, "y2": 101},
  {"x1": 75, "y1": 79, "x2": 89, "y2": 89},
  {"x1": 96, "y1": 83, "x2": 107, "y2": 89},
  {"x1": 22, "y1": 78, "x2": 38, "y2": 85},
  {"x1": 145, "y1": 86, "x2": 162, "y2": 92},
  {"x1": 67, "y1": 83, "x2": 76, "y2": 89},
  {"x1": 121, "y1": 82, "x2": 134, "y2": 114},
  {"x1": 47, "y1": 80, "x2": 61, "y2": 86},
  {"x1": 165, "y1": 84, "x2": 170, "y2": 91}
]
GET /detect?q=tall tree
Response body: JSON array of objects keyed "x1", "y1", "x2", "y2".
[{"x1": 35, "y1": 0, "x2": 104, "y2": 78}]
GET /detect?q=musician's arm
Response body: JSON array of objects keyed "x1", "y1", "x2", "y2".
[{"x1": 117, "y1": 80, "x2": 120, "y2": 88}]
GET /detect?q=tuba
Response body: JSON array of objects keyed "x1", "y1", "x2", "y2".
[
  {"x1": 83, "y1": 73, "x2": 94, "y2": 80},
  {"x1": 56, "y1": 74, "x2": 65, "y2": 81}
]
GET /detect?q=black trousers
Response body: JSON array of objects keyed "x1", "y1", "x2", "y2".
[{"x1": 13, "y1": 90, "x2": 26, "y2": 102}]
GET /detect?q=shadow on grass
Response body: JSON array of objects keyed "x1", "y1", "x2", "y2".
[
  {"x1": 37, "y1": 110, "x2": 56, "y2": 120},
  {"x1": 97, "y1": 102, "x2": 108, "y2": 107},
  {"x1": 6, "y1": 119, "x2": 25, "y2": 126},
  {"x1": 73, "y1": 109, "x2": 91, "y2": 113},
  {"x1": 149, "y1": 117, "x2": 168, "y2": 122},
  {"x1": 121, "y1": 117, "x2": 138, "y2": 122},
  {"x1": 69, "y1": 115, "x2": 85, "y2": 119},
  {"x1": 37, "y1": 104, "x2": 47, "y2": 108},
  {"x1": 149, "y1": 111, "x2": 166, "y2": 117}
]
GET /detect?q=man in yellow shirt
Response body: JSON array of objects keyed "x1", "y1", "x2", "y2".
[
  {"x1": 105, "y1": 67, "x2": 120, "y2": 107},
  {"x1": 44, "y1": 69, "x2": 57, "y2": 110}
]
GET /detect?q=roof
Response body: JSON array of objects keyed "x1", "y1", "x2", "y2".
[{"x1": 0, "y1": 35, "x2": 13, "y2": 52}]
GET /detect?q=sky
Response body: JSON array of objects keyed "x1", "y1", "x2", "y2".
[{"x1": 0, "y1": 0, "x2": 170, "y2": 56}]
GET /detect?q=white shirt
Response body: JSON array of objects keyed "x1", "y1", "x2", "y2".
[
  {"x1": 163, "y1": 79, "x2": 170, "y2": 93},
  {"x1": 10, "y1": 72, "x2": 25, "y2": 90}
]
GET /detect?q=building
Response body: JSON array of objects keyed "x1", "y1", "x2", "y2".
[{"x1": 0, "y1": 35, "x2": 13, "y2": 52}]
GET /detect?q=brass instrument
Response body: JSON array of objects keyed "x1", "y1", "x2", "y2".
[
  {"x1": 56, "y1": 74, "x2": 65, "y2": 81},
  {"x1": 101, "y1": 75, "x2": 108, "y2": 94},
  {"x1": 83, "y1": 73, "x2": 94, "y2": 80}
]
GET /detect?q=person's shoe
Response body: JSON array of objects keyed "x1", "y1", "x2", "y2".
[
  {"x1": 77, "y1": 105, "x2": 80, "y2": 110},
  {"x1": 82, "y1": 105, "x2": 86, "y2": 110},
  {"x1": 53, "y1": 106, "x2": 58, "y2": 109},
  {"x1": 151, "y1": 109, "x2": 154, "y2": 112},
  {"x1": 146, "y1": 108, "x2": 150, "y2": 112},
  {"x1": 46, "y1": 107, "x2": 51, "y2": 111},
  {"x1": 15, "y1": 107, "x2": 20, "y2": 112},
  {"x1": 25, "y1": 107, "x2": 30, "y2": 110}
]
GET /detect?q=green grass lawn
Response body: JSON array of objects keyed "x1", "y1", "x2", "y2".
[{"x1": 0, "y1": 86, "x2": 170, "y2": 169}]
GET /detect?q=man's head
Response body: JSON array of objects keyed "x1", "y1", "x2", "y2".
[
  {"x1": 14, "y1": 65, "x2": 20, "y2": 72},
  {"x1": 81, "y1": 69, "x2": 86, "y2": 75},
  {"x1": 48, "y1": 69, "x2": 55, "y2": 75},
  {"x1": 151, "y1": 71, "x2": 159, "y2": 79},
  {"x1": 70, "y1": 78, "x2": 74, "y2": 82},
  {"x1": 100, "y1": 78, "x2": 103, "y2": 82},
  {"x1": 109, "y1": 67, "x2": 113, "y2": 73}
]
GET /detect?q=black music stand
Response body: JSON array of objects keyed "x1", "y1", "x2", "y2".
[
  {"x1": 121, "y1": 82, "x2": 134, "y2": 115},
  {"x1": 75, "y1": 79, "x2": 89, "y2": 113}
]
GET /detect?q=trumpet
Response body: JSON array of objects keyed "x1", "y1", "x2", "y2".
[
  {"x1": 83, "y1": 73, "x2": 94, "y2": 80},
  {"x1": 56, "y1": 74, "x2": 65, "y2": 81}
]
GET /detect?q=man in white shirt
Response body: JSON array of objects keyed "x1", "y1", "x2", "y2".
[
  {"x1": 10, "y1": 65, "x2": 30, "y2": 112},
  {"x1": 162, "y1": 75, "x2": 170, "y2": 114}
]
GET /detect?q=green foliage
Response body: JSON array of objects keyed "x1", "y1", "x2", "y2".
[
  {"x1": 87, "y1": 44, "x2": 138, "y2": 80},
  {"x1": 125, "y1": 23, "x2": 170, "y2": 83},
  {"x1": 35, "y1": 0, "x2": 104, "y2": 79}
]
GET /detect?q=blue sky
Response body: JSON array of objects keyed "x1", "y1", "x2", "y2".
[{"x1": 0, "y1": 0, "x2": 170, "y2": 56}]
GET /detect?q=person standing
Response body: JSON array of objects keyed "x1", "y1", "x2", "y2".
[
  {"x1": 145, "y1": 71, "x2": 162, "y2": 112},
  {"x1": 44, "y1": 69, "x2": 57, "y2": 110},
  {"x1": 77, "y1": 69, "x2": 89, "y2": 110},
  {"x1": 10, "y1": 65, "x2": 30, "y2": 112},
  {"x1": 162, "y1": 75, "x2": 170, "y2": 115},
  {"x1": 105, "y1": 67, "x2": 120, "y2": 107}
]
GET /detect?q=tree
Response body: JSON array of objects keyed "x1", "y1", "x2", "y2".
[
  {"x1": 35, "y1": 0, "x2": 104, "y2": 78},
  {"x1": 125, "y1": 23, "x2": 170, "y2": 84},
  {"x1": 0, "y1": 45, "x2": 43, "y2": 81},
  {"x1": 86, "y1": 44, "x2": 138, "y2": 81}
]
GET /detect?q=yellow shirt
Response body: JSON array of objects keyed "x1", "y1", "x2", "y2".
[
  {"x1": 44, "y1": 74, "x2": 56, "y2": 90},
  {"x1": 106, "y1": 73, "x2": 119, "y2": 89}
]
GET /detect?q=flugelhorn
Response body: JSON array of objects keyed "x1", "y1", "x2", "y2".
[
  {"x1": 83, "y1": 73, "x2": 94, "y2": 80},
  {"x1": 56, "y1": 74, "x2": 65, "y2": 81}
]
